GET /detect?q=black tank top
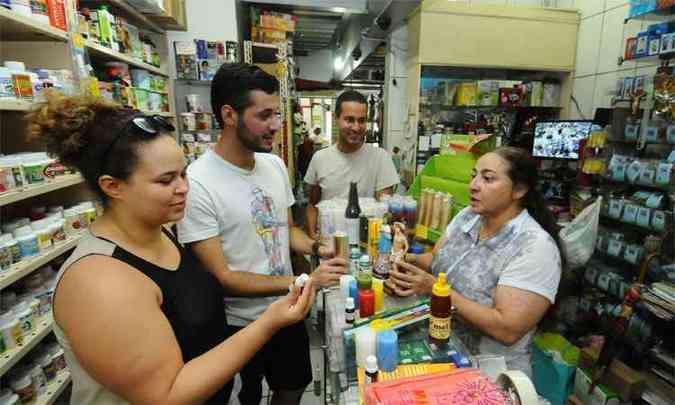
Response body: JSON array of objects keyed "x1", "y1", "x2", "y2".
[{"x1": 106, "y1": 229, "x2": 226, "y2": 363}]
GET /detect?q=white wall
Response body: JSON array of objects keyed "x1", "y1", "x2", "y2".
[
  {"x1": 383, "y1": 25, "x2": 409, "y2": 155},
  {"x1": 166, "y1": 0, "x2": 239, "y2": 78},
  {"x1": 570, "y1": 0, "x2": 658, "y2": 120},
  {"x1": 296, "y1": 49, "x2": 334, "y2": 82}
]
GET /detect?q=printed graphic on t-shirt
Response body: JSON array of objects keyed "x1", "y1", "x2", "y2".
[{"x1": 250, "y1": 186, "x2": 285, "y2": 275}]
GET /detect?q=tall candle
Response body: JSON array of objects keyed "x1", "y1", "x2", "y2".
[
  {"x1": 355, "y1": 327, "x2": 377, "y2": 368},
  {"x1": 377, "y1": 329, "x2": 399, "y2": 372}
]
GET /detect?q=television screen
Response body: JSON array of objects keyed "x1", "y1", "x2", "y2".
[{"x1": 532, "y1": 120, "x2": 593, "y2": 160}]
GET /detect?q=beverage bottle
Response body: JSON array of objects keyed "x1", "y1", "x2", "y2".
[
  {"x1": 345, "y1": 182, "x2": 361, "y2": 247},
  {"x1": 373, "y1": 226, "x2": 392, "y2": 280},
  {"x1": 429, "y1": 272, "x2": 451, "y2": 346}
]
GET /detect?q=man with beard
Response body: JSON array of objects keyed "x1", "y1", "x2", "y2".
[
  {"x1": 177, "y1": 64, "x2": 347, "y2": 405},
  {"x1": 304, "y1": 90, "x2": 400, "y2": 239}
]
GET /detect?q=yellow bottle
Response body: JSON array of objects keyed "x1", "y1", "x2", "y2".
[{"x1": 429, "y1": 272, "x2": 452, "y2": 346}]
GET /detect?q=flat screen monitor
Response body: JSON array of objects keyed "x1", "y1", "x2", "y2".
[{"x1": 532, "y1": 120, "x2": 593, "y2": 160}]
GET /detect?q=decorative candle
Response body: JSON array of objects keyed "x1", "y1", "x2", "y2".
[{"x1": 377, "y1": 329, "x2": 399, "y2": 372}]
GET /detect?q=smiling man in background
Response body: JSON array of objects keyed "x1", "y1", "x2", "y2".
[{"x1": 304, "y1": 90, "x2": 400, "y2": 239}]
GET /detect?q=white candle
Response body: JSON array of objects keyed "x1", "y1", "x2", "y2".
[{"x1": 355, "y1": 327, "x2": 377, "y2": 368}]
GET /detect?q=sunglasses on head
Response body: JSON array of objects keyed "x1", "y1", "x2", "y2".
[{"x1": 99, "y1": 114, "x2": 176, "y2": 176}]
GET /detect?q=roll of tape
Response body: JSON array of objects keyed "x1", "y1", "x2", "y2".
[{"x1": 496, "y1": 370, "x2": 539, "y2": 405}]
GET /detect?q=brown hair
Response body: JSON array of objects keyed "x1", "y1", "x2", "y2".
[
  {"x1": 27, "y1": 91, "x2": 169, "y2": 203},
  {"x1": 492, "y1": 146, "x2": 561, "y2": 249}
]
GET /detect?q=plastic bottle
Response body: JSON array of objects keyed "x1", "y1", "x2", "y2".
[
  {"x1": 429, "y1": 272, "x2": 452, "y2": 346},
  {"x1": 14, "y1": 225, "x2": 39, "y2": 258},
  {"x1": 15, "y1": 300, "x2": 34, "y2": 334},
  {"x1": 29, "y1": 363, "x2": 47, "y2": 395},
  {"x1": 9, "y1": 371, "x2": 35, "y2": 403},
  {"x1": 349, "y1": 247, "x2": 361, "y2": 275},
  {"x1": 365, "y1": 355, "x2": 379, "y2": 384},
  {"x1": 349, "y1": 278, "x2": 358, "y2": 309},
  {"x1": 345, "y1": 297, "x2": 355, "y2": 325},
  {"x1": 0, "y1": 310, "x2": 23, "y2": 347},
  {"x1": 10, "y1": 0, "x2": 31, "y2": 17},
  {"x1": 28, "y1": 72, "x2": 43, "y2": 103},
  {"x1": 358, "y1": 255, "x2": 372, "y2": 274},
  {"x1": 354, "y1": 327, "x2": 376, "y2": 369},
  {"x1": 97, "y1": 6, "x2": 113, "y2": 47},
  {"x1": 0, "y1": 67, "x2": 14, "y2": 98},
  {"x1": 81, "y1": 201, "x2": 97, "y2": 225},
  {"x1": 31, "y1": 219, "x2": 52, "y2": 252},
  {"x1": 0, "y1": 233, "x2": 15, "y2": 271},
  {"x1": 51, "y1": 347, "x2": 66, "y2": 371},
  {"x1": 63, "y1": 207, "x2": 82, "y2": 236}
]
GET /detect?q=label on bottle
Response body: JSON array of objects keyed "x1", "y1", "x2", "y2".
[
  {"x1": 345, "y1": 310, "x2": 354, "y2": 323},
  {"x1": 347, "y1": 218, "x2": 360, "y2": 245},
  {"x1": 429, "y1": 315, "x2": 450, "y2": 340}
]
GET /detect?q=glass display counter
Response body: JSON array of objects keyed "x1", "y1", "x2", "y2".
[{"x1": 320, "y1": 287, "x2": 474, "y2": 405}]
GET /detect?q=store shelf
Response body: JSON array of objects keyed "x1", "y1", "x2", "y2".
[
  {"x1": 79, "y1": 0, "x2": 164, "y2": 33},
  {"x1": 0, "y1": 7, "x2": 68, "y2": 42},
  {"x1": 420, "y1": 104, "x2": 562, "y2": 110},
  {"x1": 35, "y1": 371, "x2": 72, "y2": 405},
  {"x1": 0, "y1": 174, "x2": 84, "y2": 207},
  {"x1": 625, "y1": 7, "x2": 675, "y2": 23},
  {"x1": 0, "y1": 316, "x2": 53, "y2": 377},
  {"x1": 146, "y1": 111, "x2": 175, "y2": 118},
  {"x1": 85, "y1": 40, "x2": 168, "y2": 77},
  {"x1": 132, "y1": 87, "x2": 169, "y2": 95},
  {"x1": 0, "y1": 235, "x2": 82, "y2": 291},
  {"x1": 623, "y1": 52, "x2": 675, "y2": 65},
  {"x1": 0, "y1": 99, "x2": 39, "y2": 112},
  {"x1": 175, "y1": 79, "x2": 212, "y2": 86}
]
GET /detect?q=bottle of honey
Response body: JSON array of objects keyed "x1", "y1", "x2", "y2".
[{"x1": 429, "y1": 272, "x2": 451, "y2": 346}]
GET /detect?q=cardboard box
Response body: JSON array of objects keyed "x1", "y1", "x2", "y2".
[
  {"x1": 660, "y1": 32, "x2": 675, "y2": 53},
  {"x1": 573, "y1": 368, "x2": 621, "y2": 405},
  {"x1": 524, "y1": 81, "x2": 544, "y2": 107},
  {"x1": 578, "y1": 346, "x2": 646, "y2": 401},
  {"x1": 625, "y1": 37, "x2": 638, "y2": 60},
  {"x1": 499, "y1": 87, "x2": 523, "y2": 107}
]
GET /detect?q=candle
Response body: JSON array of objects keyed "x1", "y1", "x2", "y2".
[
  {"x1": 372, "y1": 279, "x2": 384, "y2": 313},
  {"x1": 377, "y1": 330, "x2": 399, "y2": 372},
  {"x1": 355, "y1": 327, "x2": 377, "y2": 368},
  {"x1": 340, "y1": 275, "x2": 355, "y2": 299}
]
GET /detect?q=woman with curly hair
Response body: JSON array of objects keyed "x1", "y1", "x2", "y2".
[{"x1": 27, "y1": 91, "x2": 315, "y2": 405}]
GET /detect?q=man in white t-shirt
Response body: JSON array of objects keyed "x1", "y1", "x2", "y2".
[
  {"x1": 177, "y1": 64, "x2": 347, "y2": 405},
  {"x1": 304, "y1": 90, "x2": 400, "y2": 239}
]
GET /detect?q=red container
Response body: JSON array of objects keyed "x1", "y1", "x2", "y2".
[{"x1": 358, "y1": 288, "x2": 375, "y2": 318}]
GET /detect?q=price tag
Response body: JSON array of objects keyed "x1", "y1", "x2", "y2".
[
  {"x1": 622, "y1": 204, "x2": 639, "y2": 224},
  {"x1": 656, "y1": 163, "x2": 673, "y2": 185},
  {"x1": 636, "y1": 207, "x2": 652, "y2": 228},
  {"x1": 652, "y1": 210, "x2": 666, "y2": 231},
  {"x1": 624, "y1": 244, "x2": 642, "y2": 264},
  {"x1": 639, "y1": 168, "x2": 656, "y2": 186},
  {"x1": 607, "y1": 239, "x2": 623, "y2": 257},
  {"x1": 609, "y1": 199, "x2": 624, "y2": 219},
  {"x1": 645, "y1": 126, "x2": 659, "y2": 143}
]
